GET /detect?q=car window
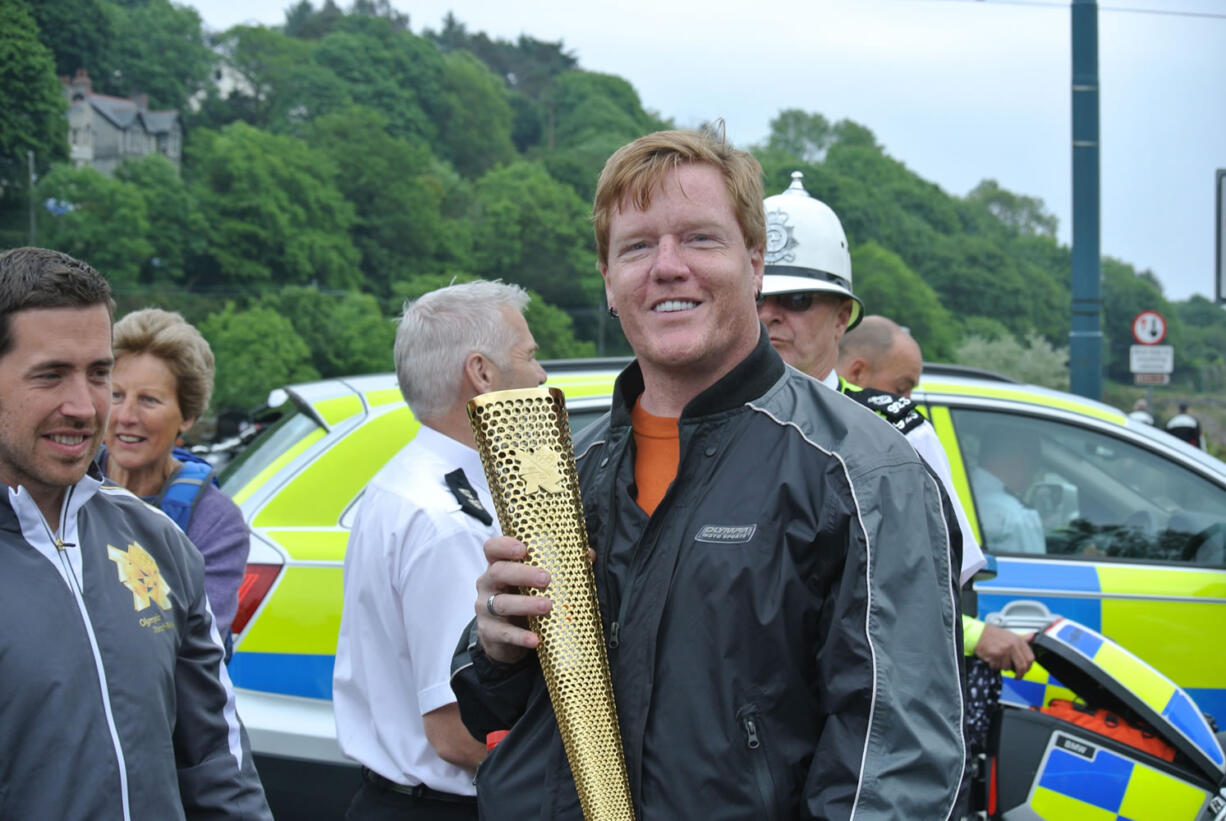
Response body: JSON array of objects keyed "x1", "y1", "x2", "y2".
[
  {"x1": 220, "y1": 408, "x2": 323, "y2": 496},
  {"x1": 952, "y1": 408, "x2": 1226, "y2": 566}
]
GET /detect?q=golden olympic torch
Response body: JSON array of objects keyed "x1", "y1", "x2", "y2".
[{"x1": 467, "y1": 386, "x2": 635, "y2": 821}]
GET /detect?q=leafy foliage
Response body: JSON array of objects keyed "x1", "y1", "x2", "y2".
[
  {"x1": 7, "y1": 8, "x2": 1225, "y2": 424},
  {"x1": 34, "y1": 164, "x2": 153, "y2": 287},
  {"x1": 189, "y1": 122, "x2": 360, "y2": 290},
  {"x1": 469, "y1": 161, "x2": 597, "y2": 311},
  {"x1": 955, "y1": 332, "x2": 1070, "y2": 390},
  {"x1": 254, "y1": 286, "x2": 395, "y2": 378},
  {"x1": 0, "y1": 0, "x2": 67, "y2": 202},
  {"x1": 99, "y1": 0, "x2": 213, "y2": 111},
  {"x1": 851, "y1": 242, "x2": 957, "y2": 360},
  {"x1": 200, "y1": 304, "x2": 319, "y2": 411}
]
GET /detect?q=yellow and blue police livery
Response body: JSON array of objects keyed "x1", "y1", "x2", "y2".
[
  {"x1": 220, "y1": 362, "x2": 1226, "y2": 817},
  {"x1": 1026, "y1": 736, "x2": 1214, "y2": 820},
  {"x1": 988, "y1": 618, "x2": 1224, "y2": 820},
  {"x1": 912, "y1": 370, "x2": 1226, "y2": 729}
]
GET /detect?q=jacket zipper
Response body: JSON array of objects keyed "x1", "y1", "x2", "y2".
[
  {"x1": 38, "y1": 487, "x2": 134, "y2": 821},
  {"x1": 739, "y1": 707, "x2": 780, "y2": 821}
]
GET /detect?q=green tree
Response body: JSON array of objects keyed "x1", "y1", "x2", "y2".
[
  {"x1": 549, "y1": 70, "x2": 660, "y2": 149},
  {"x1": 114, "y1": 153, "x2": 205, "y2": 285},
  {"x1": 200, "y1": 304, "x2": 319, "y2": 412},
  {"x1": 310, "y1": 17, "x2": 445, "y2": 148},
  {"x1": 34, "y1": 164, "x2": 152, "y2": 288},
  {"x1": 101, "y1": 0, "x2": 212, "y2": 111},
  {"x1": 189, "y1": 122, "x2": 360, "y2": 291},
  {"x1": 210, "y1": 25, "x2": 313, "y2": 128},
  {"x1": 29, "y1": 0, "x2": 112, "y2": 78},
  {"x1": 306, "y1": 106, "x2": 463, "y2": 293},
  {"x1": 469, "y1": 161, "x2": 597, "y2": 311},
  {"x1": 0, "y1": 0, "x2": 67, "y2": 231},
  {"x1": 850, "y1": 242, "x2": 958, "y2": 360},
  {"x1": 283, "y1": 0, "x2": 345, "y2": 40},
  {"x1": 955, "y1": 332, "x2": 1069, "y2": 389},
  {"x1": 255, "y1": 286, "x2": 395, "y2": 378},
  {"x1": 438, "y1": 50, "x2": 515, "y2": 177},
  {"x1": 762, "y1": 109, "x2": 832, "y2": 163},
  {"x1": 965, "y1": 179, "x2": 1058, "y2": 238}
]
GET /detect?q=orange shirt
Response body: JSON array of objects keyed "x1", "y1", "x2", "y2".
[{"x1": 630, "y1": 399, "x2": 680, "y2": 516}]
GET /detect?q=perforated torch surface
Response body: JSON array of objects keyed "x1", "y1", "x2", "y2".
[{"x1": 468, "y1": 387, "x2": 635, "y2": 821}]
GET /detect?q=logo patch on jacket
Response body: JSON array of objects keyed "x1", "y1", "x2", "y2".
[
  {"x1": 695, "y1": 524, "x2": 757, "y2": 544},
  {"x1": 107, "y1": 542, "x2": 173, "y2": 611}
]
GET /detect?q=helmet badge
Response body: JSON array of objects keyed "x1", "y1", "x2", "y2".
[{"x1": 765, "y1": 207, "x2": 798, "y2": 265}]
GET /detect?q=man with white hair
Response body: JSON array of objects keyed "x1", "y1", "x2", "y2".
[{"x1": 333, "y1": 280, "x2": 546, "y2": 820}]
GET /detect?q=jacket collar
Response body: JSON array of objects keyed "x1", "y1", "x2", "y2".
[{"x1": 609, "y1": 324, "x2": 785, "y2": 427}]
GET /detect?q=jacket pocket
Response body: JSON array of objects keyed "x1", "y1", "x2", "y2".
[{"x1": 737, "y1": 704, "x2": 781, "y2": 821}]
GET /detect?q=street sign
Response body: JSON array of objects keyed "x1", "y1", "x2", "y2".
[
  {"x1": 1134, "y1": 373, "x2": 1170, "y2": 386},
  {"x1": 1130, "y1": 344, "x2": 1173, "y2": 374},
  {"x1": 1131, "y1": 310, "x2": 1167, "y2": 345}
]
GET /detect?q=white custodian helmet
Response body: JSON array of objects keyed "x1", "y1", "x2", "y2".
[{"x1": 761, "y1": 171, "x2": 862, "y2": 329}]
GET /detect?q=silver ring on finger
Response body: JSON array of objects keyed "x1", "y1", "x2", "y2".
[{"x1": 486, "y1": 593, "x2": 499, "y2": 617}]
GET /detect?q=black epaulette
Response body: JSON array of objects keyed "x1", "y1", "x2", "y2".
[
  {"x1": 444, "y1": 468, "x2": 493, "y2": 526},
  {"x1": 845, "y1": 387, "x2": 928, "y2": 435}
]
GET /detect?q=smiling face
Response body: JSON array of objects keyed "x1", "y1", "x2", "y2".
[
  {"x1": 106, "y1": 352, "x2": 190, "y2": 488},
  {"x1": 0, "y1": 305, "x2": 113, "y2": 522},
  {"x1": 601, "y1": 163, "x2": 763, "y2": 409}
]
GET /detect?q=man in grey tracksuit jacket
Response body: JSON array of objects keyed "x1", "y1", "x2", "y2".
[
  {"x1": 0, "y1": 246, "x2": 269, "y2": 820},
  {"x1": 0, "y1": 466, "x2": 271, "y2": 819}
]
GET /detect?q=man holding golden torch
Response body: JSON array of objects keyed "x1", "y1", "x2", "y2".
[{"x1": 452, "y1": 129, "x2": 965, "y2": 819}]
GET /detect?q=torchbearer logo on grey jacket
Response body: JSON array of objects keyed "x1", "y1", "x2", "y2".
[
  {"x1": 107, "y1": 542, "x2": 174, "y2": 611},
  {"x1": 695, "y1": 524, "x2": 758, "y2": 544}
]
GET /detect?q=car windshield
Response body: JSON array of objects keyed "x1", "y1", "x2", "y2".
[{"x1": 220, "y1": 406, "x2": 323, "y2": 497}]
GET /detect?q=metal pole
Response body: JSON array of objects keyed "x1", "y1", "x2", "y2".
[
  {"x1": 27, "y1": 150, "x2": 36, "y2": 245},
  {"x1": 1070, "y1": 0, "x2": 1102, "y2": 399}
]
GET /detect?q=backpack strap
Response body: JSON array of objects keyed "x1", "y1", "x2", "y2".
[
  {"x1": 154, "y1": 452, "x2": 218, "y2": 532},
  {"x1": 840, "y1": 381, "x2": 927, "y2": 436}
]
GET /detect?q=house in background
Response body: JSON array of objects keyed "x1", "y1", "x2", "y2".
[{"x1": 63, "y1": 69, "x2": 182, "y2": 176}]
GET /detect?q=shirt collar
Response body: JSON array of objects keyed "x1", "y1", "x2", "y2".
[{"x1": 413, "y1": 425, "x2": 490, "y2": 495}]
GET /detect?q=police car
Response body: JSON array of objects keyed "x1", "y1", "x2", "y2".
[{"x1": 220, "y1": 361, "x2": 1226, "y2": 817}]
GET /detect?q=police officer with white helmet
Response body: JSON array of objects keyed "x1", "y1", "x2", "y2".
[{"x1": 757, "y1": 171, "x2": 984, "y2": 585}]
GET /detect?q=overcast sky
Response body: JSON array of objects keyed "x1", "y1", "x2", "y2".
[{"x1": 190, "y1": 0, "x2": 1226, "y2": 306}]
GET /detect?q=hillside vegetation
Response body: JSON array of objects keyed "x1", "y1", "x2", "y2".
[{"x1": 2, "y1": 0, "x2": 1224, "y2": 444}]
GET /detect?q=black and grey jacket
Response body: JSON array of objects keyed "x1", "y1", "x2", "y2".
[
  {"x1": 452, "y1": 334, "x2": 964, "y2": 820},
  {"x1": 0, "y1": 467, "x2": 270, "y2": 820}
]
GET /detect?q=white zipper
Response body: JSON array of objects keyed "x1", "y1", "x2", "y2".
[{"x1": 11, "y1": 483, "x2": 132, "y2": 821}]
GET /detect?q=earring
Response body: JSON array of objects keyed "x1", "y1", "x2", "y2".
[
  {"x1": 608, "y1": 307, "x2": 620, "y2": 319},
  {"x1": 754, "y1": 290, "x2": 763, "y2": 305}
]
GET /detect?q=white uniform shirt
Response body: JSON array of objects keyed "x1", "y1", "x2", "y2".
[
  {"x1": 969, "y1": 466, "x2": 1046, "y2": 555},
  {"x1": 820, "y1": 370, "x2": 986, "y2": 585},
  {"x1": 333, "y1": 426, "x2": 498, "y2": 794}
]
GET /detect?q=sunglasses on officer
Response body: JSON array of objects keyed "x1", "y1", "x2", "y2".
[{"x1": 762, "y1": 292, "x2": 818, "y2": 313}]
